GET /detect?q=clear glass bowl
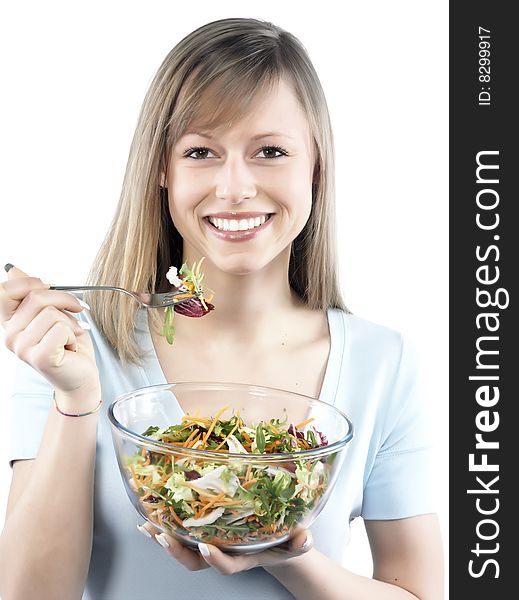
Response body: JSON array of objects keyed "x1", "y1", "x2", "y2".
[{"x1": 108, "y1": 382, "x2": 353, "y2": 554}]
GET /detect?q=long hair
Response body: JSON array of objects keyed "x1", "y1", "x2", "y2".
[{"x1": 85, "y1": 17, "x2": 349, "y2": 365}]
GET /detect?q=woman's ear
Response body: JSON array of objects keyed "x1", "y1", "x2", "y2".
[{"x1": 160, "y1": 172, "x2": 167, "y2": 189}]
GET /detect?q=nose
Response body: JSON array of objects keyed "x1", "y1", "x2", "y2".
[{"x1": 215, "y1": 156, "x2": 257, "y2": 204}]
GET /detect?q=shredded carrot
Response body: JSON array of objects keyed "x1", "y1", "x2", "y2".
[
  {"x1": 177, "y1": 421, "x2": 199, "y2": 432},
  {"x1": 187, "y1": 432, "x2": 201, "y2": 447},
  {"x1": 169, "y1": 505, "x2": 184, "y2": 527},
  {"x1": 245, "y1": 463, "x2": 253, "y2": 482},
  {"x1": 242, "y1": 431, "x2": 252, "y2": 444},
  {"x1": 214, "y1": 419, "x2": 240, "y2": 450},
  {"x1": 294, "y1": 417, "x2": 315, "y2": 429},
  {"x1": 213, "y1": 499, "x2": 242, "y2": 506},
  {"x1": 196, "y1": 491, "x2": 226, "y2": 518},
  {"x1": 180, "y1": 422, "x2": 210, "y2": 432},
  {"x1": 173, "y1": 292, "x2": 196, "y2": 302},
  {"x1": 181, "y1": 414, "x2": 209, "y2": 422},
  {"x1": 265, "y1": 439, "x2": 282, "y2": 452},
  {"x1": 183, "y1": 428, "x2": 200, "y2": 447},
  {"x1": 242, "y1": 478, "x2": 257, "y2": 489},
  {"x1": 181, "y1": 414, "x2": 210, "y2": 426},
  {"x1": 201, "y1": 405, "x2": 231, "y2": 447}
]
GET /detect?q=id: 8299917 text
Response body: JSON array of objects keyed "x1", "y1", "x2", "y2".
[{"x1": 478, "y1": 27, "x2": 491, "y2": 107}]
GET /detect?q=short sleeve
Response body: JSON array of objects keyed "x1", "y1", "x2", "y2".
[
  {"x1": 361, "y1": 335, "x2": 437, "y2": 520},
  {"x1": 7, "y1": 356, "x2": 54, "y2": 468}
]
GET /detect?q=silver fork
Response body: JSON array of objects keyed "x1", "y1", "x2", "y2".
[{"x1": 49, "y1": 285, "x2": 195, "y2": 309}]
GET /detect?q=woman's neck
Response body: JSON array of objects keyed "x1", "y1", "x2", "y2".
[{"x1": 172, "y1": 248, "x2": 303, "y2": 345}]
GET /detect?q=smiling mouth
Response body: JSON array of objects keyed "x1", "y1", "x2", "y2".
[{"x1": 205, "y1": 214, "x2": 272, "y2": 232}]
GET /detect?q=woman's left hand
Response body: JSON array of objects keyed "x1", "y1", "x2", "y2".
[{"x1": 137, "y1": 521, "x2": 313, "y2": 575}]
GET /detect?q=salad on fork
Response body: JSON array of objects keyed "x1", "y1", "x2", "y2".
[{"x1": 161, "y1": 257, "x2": 214, "y2": 345}]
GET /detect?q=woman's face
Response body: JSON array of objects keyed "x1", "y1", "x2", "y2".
[{"x1": 165, "y1": 77, "x2": 315, "y2": 276}]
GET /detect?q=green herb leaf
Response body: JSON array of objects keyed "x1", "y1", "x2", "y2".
[
  {"x1": 142, "y1": 425, "x2": 160, "y2": 437},
  {"x1": 255, "y1": 423, "x2": 266, "y2": 453},
  {"x1": 160, "y1": 306, "x2": 176, "y2": 345},
  {"x1": 306, "y1": 429, "x2": 317, "y2": 448}
]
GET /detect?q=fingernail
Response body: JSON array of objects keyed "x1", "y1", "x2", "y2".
[
  {"x1": 137, "y1": 524, "x2": 152, "y2": 539},
  {"x1": 78, "y1": 299, "x2": 91, "y2": 310},
  {"x1": 198, "y1": 542, "x2": 211, "y2": 557},
  {"x1": 4, "y1": 263, "x2": 14, "y2": 272},
  {"x1": 301, "y1": 531, "x2": 313, "y2": 552},
  {"x1": 155, "y1": 533, "x2": 170, "y2": 548},
  {"x1": 77, "y1": 321, "x2": 92, "y2": 330}
]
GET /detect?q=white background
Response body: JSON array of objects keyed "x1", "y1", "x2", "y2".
[{"x1": 0, "y1": 0, "x2": 449, "y2": 595}]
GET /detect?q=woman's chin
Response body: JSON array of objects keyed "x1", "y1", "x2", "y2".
[{"x1": 211, "y1": 254, "x2": 271, "y2": 277}]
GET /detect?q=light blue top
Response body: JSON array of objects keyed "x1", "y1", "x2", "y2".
[{"x1": 8, "y1": 304, "x2": 436, "y2": 600}]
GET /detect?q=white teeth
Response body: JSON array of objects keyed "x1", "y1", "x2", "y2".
[{"x1": 208, "y1": 215, "x2": 270, "y2": 232}]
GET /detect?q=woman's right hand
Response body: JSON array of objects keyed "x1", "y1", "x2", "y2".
[{"x1": 0, "y1": 264, "x2": 101, "y2": 395}]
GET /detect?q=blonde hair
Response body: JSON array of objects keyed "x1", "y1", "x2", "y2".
[{"x1": 86, "y1": 17, "x2": 350, "y2": 366}]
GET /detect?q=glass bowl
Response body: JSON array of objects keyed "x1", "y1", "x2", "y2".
[{"x1": 108, "y1": 382, "x2": 353, "y2": 554}]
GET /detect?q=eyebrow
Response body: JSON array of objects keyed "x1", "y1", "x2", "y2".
[{"x1": 183, "y1": 130, "x2": 295, "y2": 141}]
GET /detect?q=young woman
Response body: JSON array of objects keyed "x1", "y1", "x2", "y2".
[{"x1": 0, "y1": 18, "x2": 443, "y2": 600}]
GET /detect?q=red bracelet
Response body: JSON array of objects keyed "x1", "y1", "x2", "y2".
[{"x1": 53, "y1": 391, "x2": 103, "y2": 417}]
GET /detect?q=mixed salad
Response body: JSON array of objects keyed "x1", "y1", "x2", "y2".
[
  {"x1": 161, "y1": 257, "x2": 214, "y2": 344},
  {"x1": 126, "y1": 408, "x2": 331, "y2": 546}
]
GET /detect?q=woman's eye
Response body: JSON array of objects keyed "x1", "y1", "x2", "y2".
[
  {"x1": 256, "y1": 146, "x2": 287, "y2": 159},
  {"x1": 184, "y1": 147, "x2": 214, "y2": 160}
]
